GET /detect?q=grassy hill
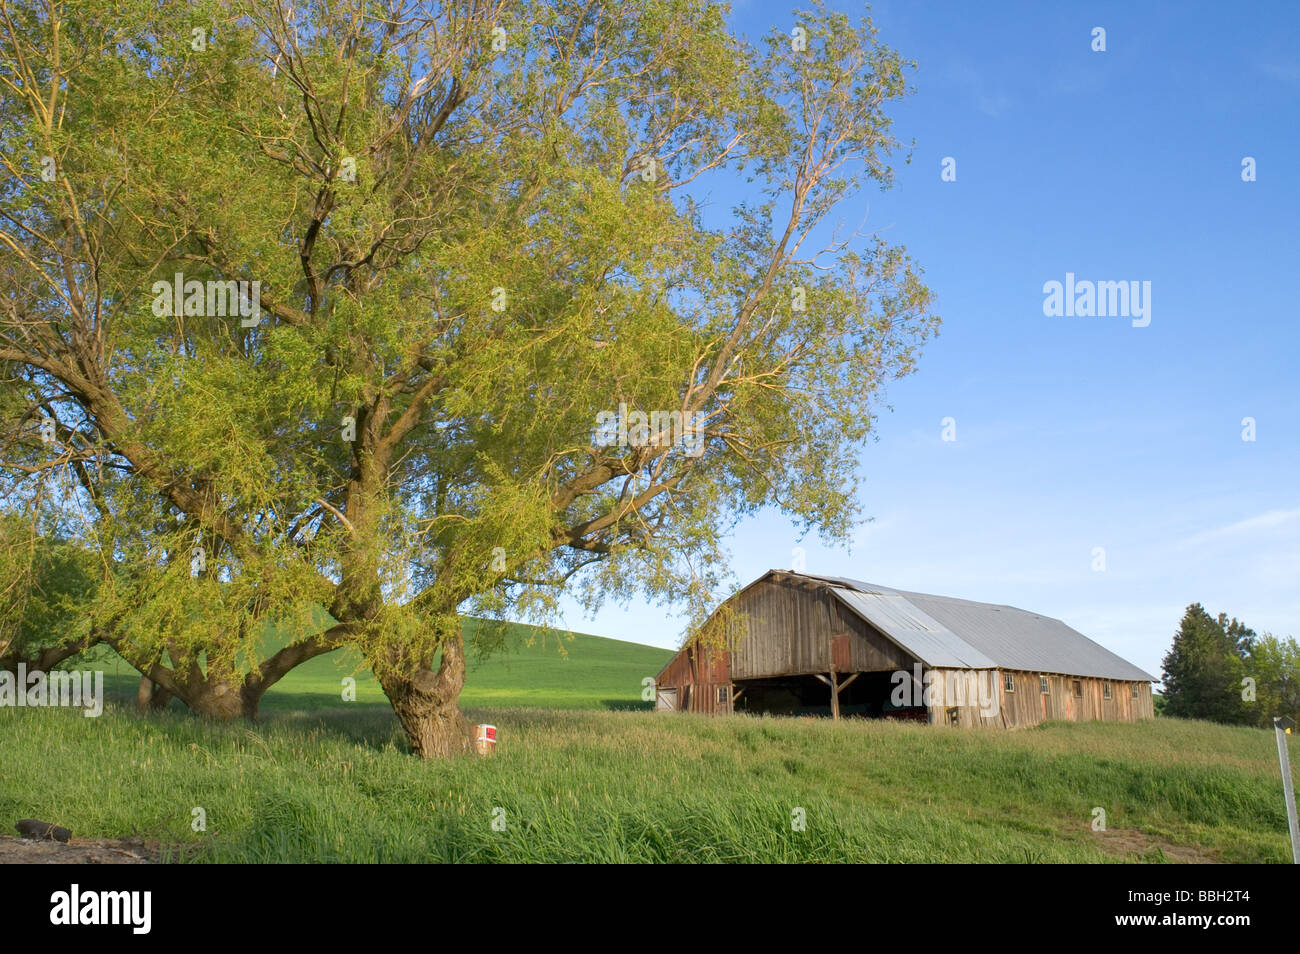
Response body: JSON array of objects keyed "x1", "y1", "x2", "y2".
[
  {"x1": 96, "y1": 618, "x2": 676, "y2": 713},
  {"x1": 8, "y1": 626, "x2": 1296, "y2": 863},
  {"x1": 1, "y1": 704, "x2": 1294, "y2": 863}
]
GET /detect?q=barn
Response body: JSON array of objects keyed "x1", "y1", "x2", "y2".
[{"x1": 654, "y1": 570, "x2": 1156, "y2": 727}]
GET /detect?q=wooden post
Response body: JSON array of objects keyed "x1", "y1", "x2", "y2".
[
  {"x1": 816, "y1": 671, "x2": 860, "y2": 722},
  {"x1": 1275, "y1": 716, "x2": 1299, "y2": 864}
]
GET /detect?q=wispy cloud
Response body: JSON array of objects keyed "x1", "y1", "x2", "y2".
[
  {"x1": 1178, "y1": 508, "x2": 1300, "y2": 549},
  {"x1": 1259, "y1": 60, "x2": 1300, "y2": 87}
]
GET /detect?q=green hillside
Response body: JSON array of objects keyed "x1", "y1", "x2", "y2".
[
  {"x1": 9, "y1": 623, "x2": 1296, "y2": 864},
  {"x1": 97, "y1": 618, "x2": 676, "y2": 714},
  {"x1": 2, "y1": 706, "x2": 1293, "y2": 863}
]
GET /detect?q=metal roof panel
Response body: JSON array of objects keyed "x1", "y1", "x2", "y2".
[
  {"x1": 795, "y1": 572, "x2": 1156, "y2": 682},
  {"x1": 828, "y1": 588, "x2": 998, "y2": 669}
]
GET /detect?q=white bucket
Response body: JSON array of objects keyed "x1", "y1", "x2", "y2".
[{"x1": 474, "y1": 723, "x2": 498, "y2": 756}]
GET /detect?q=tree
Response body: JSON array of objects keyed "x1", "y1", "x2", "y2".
[
  {"x1": 0, "y1": 0, "x2": 393, "y2": 718},
  {"x1": 0, "y1": 0, "x2": 938, "y2": 755},
  {"x1": 1243, "y1": 633, "x2": 1300, "y2": 729},
  {"x1": 0, "y1": 511, "x2": 99, "y2": 673},
  {"x1": 1160, "y1": 604, "x2": 1252, "y2": 725}
]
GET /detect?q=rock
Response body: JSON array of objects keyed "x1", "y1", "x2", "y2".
[{"x1": 15, "y1": 819, "x2": 72, "y2": 842}]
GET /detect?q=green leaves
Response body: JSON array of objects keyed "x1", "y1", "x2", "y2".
[
  {"x1": 0, "y1": 1, "x2": 938, "y2": 724},
  {"x1": 0, "y1": 513, "x2": 99, "y2": 664},
  {"x1": 1160, "y1": 603, "x2": 1271, "y2": 727}
]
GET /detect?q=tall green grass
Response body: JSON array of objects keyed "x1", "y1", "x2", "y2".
[{"x1": 1, "y1": 704, "x2": 1292, "y2": 863}]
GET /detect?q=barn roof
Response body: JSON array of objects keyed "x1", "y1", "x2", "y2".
[{"x1": 784, "y1": 572, "x2": 1157, "y2": 682}]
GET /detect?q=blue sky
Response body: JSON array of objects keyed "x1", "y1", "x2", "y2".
[{"x1": 554, "y1": 0, "x2": 1300, "y2": 681}]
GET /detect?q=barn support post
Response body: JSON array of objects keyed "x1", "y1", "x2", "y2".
[
  {"x1": 813, "y1": 672, "x2": 838, "y2": 719},
  {"x1": 837, "y1": 672, "x2": 861, "y2": 719},
  {"x1": 814, "y1": 671, "x2": 861, "y2": 721}
]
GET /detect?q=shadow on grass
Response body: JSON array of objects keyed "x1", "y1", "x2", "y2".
[
  {"x1": 267, "y1": 705, "x2": 407, "y2": 749},
  {"x1": 102, "y1": 673, "x2": 656, "y2": 754},
  {"x1": 100, "y1": 673, "x2": 402, "y2": 749},
  {"x1": 601, "y1": 698, "x2": 653, "y2": 712}
]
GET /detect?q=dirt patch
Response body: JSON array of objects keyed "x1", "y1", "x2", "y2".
[
  {"x1": 1090, "y1": 827, "x2": 1219, "y2": 864},
  {"x1": 0, "y1": 834, "x2": 161, "y2": 864}
]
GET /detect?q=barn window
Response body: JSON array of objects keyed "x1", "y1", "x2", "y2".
[
  {"x1": 1072, "y1": 680, "x2": 1082, "y2": 697},
  {"x1": 1103, "y1": 683, "x2": 1112, "y2": 700},
  {"x1": 1003, "y1": 673, "x2": 1014, "y2": 692},
  {"x1": 1132, "y1": 684, "x2": 1140, "y2": 699},
  {"x1": 1039, "y1": 676, "x2": 1049, "y2": 694},
  {"x1": 716, "y1": 686, "x2": 729, "y2": 707}
]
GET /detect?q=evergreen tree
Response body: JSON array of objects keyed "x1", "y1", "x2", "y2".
[{"x1": 1160, "y1": 604, "x2": 1251, "y2": 724}]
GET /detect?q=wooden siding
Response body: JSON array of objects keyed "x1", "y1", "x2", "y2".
[
  {"x1": 654, "y1": 571, "x2": 1156, "y2": 726},
  {"x1": 928, "y1": 669, "x2": 1155, "y2": 728},
  {"x1": 655, "y1": 644, "x2": 732, "y2": 714},
  {"x1": 727, "y1": 574, "x2": 915, "y2": 679}
]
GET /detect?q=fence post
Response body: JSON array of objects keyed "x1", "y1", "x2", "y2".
[{"x1": 1275, "y1": 716, "x2": 1299, "y2": 864}]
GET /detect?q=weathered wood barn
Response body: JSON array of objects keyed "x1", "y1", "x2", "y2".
[{"x1": 655, "y1": 570, "x2": 1156, "y2": 728}]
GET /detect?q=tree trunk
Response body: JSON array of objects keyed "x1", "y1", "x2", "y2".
[
  {"x1": 125, "y1": 668, "x2": 250, "y2": 720},
  {"x1": 378, "y1": 634, "x2": 473, "y2": 759},
  {"x1": 181, "y1": 677, "x2": 246, "y2": 720},
  {"x1": 135, "y1": 675, "x2": 174, "y2": 712},
  {"x1": 147, "y1": 675, "x2": 266, "y2": 720},
  {"x1": 113, "y1": 629, "x2": 347, "y2": 722},
  {"x1": 238, "y1": 626, "x2": 350, "y2": 722}
]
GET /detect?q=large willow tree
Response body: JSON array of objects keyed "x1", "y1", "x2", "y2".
[{"x1": 0, "y1": 0, "x2": 937, "y2": 756}]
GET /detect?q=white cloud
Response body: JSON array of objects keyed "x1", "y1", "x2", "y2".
[{"x1": 1178, "y1": 507, "x2": 1300, "y2": 549}]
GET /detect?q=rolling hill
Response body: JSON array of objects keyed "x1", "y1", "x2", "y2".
[{"x1": 95, "y1": 618, "x2": 676, "y2": 713}]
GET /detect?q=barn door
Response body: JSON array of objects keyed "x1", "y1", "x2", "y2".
[
  {"x1": 831, "y1": 633, "x2": 851, "y2": 672},
  {"x1": 655, "y1": 688, "x2": 678, "y2": 712}
]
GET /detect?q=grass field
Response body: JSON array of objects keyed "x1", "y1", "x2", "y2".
[
  {"x1": 2, "y1": 633, "x2": 1296, "y2": 862},
  {"x1": 93, "y1": 619, "x2": 675, "y2": 714}
]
